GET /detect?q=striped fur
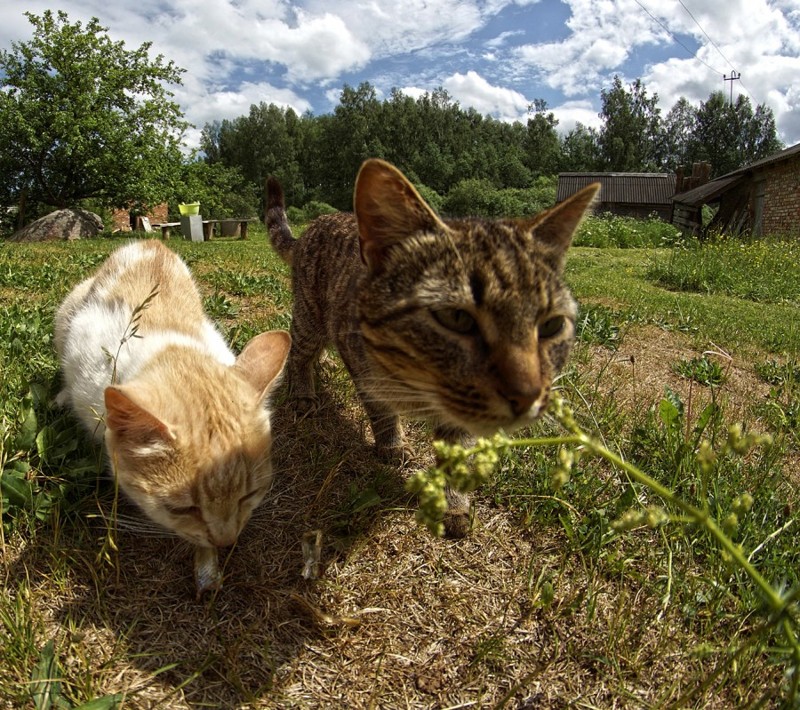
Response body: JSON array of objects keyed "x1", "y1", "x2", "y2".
[{"x1": 267, "y1": 160, "x2": 598, "y2": 536}]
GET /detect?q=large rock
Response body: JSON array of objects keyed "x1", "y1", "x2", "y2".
[{"x1": 10, "y1": 208, "x2": 104, "y2": 242}]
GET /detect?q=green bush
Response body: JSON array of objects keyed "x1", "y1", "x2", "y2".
[
  {"x1": 413, "y1": 183, "x2": 444, "y2": 214},
  {"x1": 302, "y1": 201, "x2": 338, "y2": 220},
  {"x1": 442, "y1": 176, "x2": 557, "y2": 219},
  {"x1": 286, "y1": 206, "x2": 305, "y2": 224}
]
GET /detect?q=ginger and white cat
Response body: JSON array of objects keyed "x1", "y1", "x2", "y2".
[{"x1": 55, "y1": 240, "x2": 290, "y2": 594}]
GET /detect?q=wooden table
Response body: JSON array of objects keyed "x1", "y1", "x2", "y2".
[
  {"x1": 153, "y1": 221, "x2": 181, "y2": 239},
  {"x1": 202, "y1": 218, "x2": 258, "y2": 240},
  {"x1": 152, "y1": 218, "x2": 258, "y2": 240}
]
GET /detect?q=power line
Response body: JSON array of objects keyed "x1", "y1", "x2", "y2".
[
  {"x1": 676, "y1": 0, "x2": 736, "y2": 72},
  {"x1": 632, "y1": 0, "x2": 724, "y2": 75},
  {"x1": 634, "y1": 0, "x2": 754, "y2": 102},
  {"x1": 674, "y1": 0, "x2": 755, "y2": 101}
]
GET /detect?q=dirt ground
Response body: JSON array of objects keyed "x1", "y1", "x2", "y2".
[{"x1": 4, "y1": 326, "x2": 792, "y2": 708}]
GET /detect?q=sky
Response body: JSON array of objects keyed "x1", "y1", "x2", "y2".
[{"x1": 1, "y1": 0, "x2": 799, "y2": 152}]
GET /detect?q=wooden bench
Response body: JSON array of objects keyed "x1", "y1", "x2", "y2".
[{"x1": 152, "y1": 221, "x2": 181, "y2": 239}]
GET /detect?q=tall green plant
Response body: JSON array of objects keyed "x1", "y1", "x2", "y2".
[{"x1": 409, "y1": 394, "x2": 799, "y2": 704}]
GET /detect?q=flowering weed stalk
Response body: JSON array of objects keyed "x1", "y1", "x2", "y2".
[{"x1": 407, "y1": 393, "x2": 800, "y2": 703}]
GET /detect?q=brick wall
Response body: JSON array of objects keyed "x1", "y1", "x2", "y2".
[
  {"x1": 110, "y1": 203, "x2": 169, "y2": 232},
  {"x1": 762, "y1": 159, "x2": 800, "y2": 237}
]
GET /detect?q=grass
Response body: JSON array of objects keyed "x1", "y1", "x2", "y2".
[
  {"x1": 567, "y1": 246, "x2": 800, "y2": 355},
  {"x1": 647, "y1": 234, "x2": 800, "y2": 305},
  {"x1": 0, "y1": 224, "x2": 799, "y2": 707}
]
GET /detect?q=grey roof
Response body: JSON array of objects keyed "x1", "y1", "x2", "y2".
[
  {"x1": 672, "y1": 141, "x2": 800, "y2": 206},
  {"x1": 725, "y1": 141, "x2": 800, "y2": 176},
  {"x1": 557, "y1": 172, "x2": 677, "y2": 205},
  {"x1": 671, "y1": 174, "x2": 745, "y2": 207}
]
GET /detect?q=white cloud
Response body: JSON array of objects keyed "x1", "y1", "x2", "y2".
[
  {"x1": 2, "y1": 0, "x2": 800, "y2": 149},
  {"x1": 442, "y1": 71, "x2": 530, "y2": 121},
  {"x1": 182, "y1": 81, "x2": 311, "y2": 128},
  {"x1": 551, "y1": 100, "x2": 601, "y2": 134},
  {"x1": 302, "y1": 0, "x2": 488, "y2": 53}
]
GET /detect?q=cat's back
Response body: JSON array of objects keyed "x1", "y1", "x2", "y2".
[
  {"x1": 89, "y1": 240, "x2": 205, "y2": 330},
  {"x1": 294, "y1": 212, "x2": 361, "y2": 273},
  {"x1": 56, "y1": 241, "x2": 234, "y2": 436}
]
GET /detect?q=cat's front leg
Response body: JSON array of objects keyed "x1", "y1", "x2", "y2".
[
  {"x1": 433, "y1": 424, "x2": 475, "y2": 539},
  {"x1": 286, "y1": 324, "x2": 324, "y2": 418},
  {"x1": 194, "y1": 545, "x2": 222, "y2": 598},
  {"x1": 361, "y1": 393, "x2": 413, "y2": 466}
]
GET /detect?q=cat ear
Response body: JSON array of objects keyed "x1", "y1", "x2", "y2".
[
  {"x1": 354, "y1": 158, "x2": 447, "y2": 272},
  {"x1": 528, "y1": 182, "x2": 600, "y2": 271},
  {"x1": 235, "y1": 330, "x2": 291, "y2": 401},
  {"x1": 104, "y1": 386, "x2": 175, "y2": 445}
]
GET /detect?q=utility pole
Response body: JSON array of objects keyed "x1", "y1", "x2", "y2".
[{"x1": 723, "y1": 71, "x2": 741, "y2": 105}]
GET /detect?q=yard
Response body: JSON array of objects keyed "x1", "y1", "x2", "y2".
[{"x1": 0, "y1": 224, "x2": 798, "y2": 708}]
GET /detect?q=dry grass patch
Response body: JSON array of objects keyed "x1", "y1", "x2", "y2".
[
  {"x1": 3, "y1": 329, "x2": 792, "y2": 708},
  {"x1": 582, "y1": 324, "x2": 770, "y2": 426}
]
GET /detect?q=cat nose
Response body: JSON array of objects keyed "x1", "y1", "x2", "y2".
[
  {"x1": 210, "y1": 536, "x2": 235, "y2": 548},
  {"x1": 498, "y1": 383, "x2": 540, "y2": 417},
  {"x1": 209, "y1": 528, "x2": 238, "y2": 548},
  {"x1": 493, "y1": 345, "x2": 541, "y2": 417}
]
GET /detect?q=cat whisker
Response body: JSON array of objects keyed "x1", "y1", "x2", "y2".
[{"x1": 112, "y1": 516, "x2": 176, "y2": 538}]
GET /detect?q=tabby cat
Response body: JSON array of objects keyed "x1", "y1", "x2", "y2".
[
  {"x1": 54, "y1": 240, "x2": 290, "y2": 594},
  {"x1": 266, "y1": 159, "x2": 598, "y2": 536}
]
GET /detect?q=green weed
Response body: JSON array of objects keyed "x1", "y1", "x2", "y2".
[
  {"x1": 574, "y1": 213, "x2": 682, "y2": 249},
  {"x1": 672, "y1": 354, "x2": 728, "y2": 386}
]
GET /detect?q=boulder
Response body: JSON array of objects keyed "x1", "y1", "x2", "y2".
[{"x1": 10, "y1": 208, "x2": 104, "y2": 242}]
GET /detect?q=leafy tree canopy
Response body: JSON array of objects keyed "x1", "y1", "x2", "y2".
[
  {"x1": 200, "y1": 78, "x2": 785, "y2": 213},
  {"x1": 0, "y1": 10, "x2": 188, "y2": 210}
]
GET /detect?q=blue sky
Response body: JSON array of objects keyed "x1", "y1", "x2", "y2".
[{"x1": 2, "y1": 0, "x2": 799, "y2": 152}]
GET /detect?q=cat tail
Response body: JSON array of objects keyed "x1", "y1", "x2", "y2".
[{"x1": 265, "y1": 176, "x2": 295, "y2": 267}]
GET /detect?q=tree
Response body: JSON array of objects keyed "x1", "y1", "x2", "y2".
[
  {"x1": 689, "y1": 92, "x2": 783, "y2": 176},
  {"x1": 317, "y1": 82, "x2": 386, "y2": 208},
  {"x1": 524, "y1": 99, "x2": 561, "y2": 177},
  {"x1": 560, "y1": 123, "x2": 601, "y2": 172},
  {"x1": 0, "y1": 10, "x2": 188, "y2": 212},
  {"x1": 597, "y1": 76, "x2": 662, "y2": 171},
  {"x1": 202, "y1": 103, "x2": 305, "y2": 207},
  {"x1": 173, "y1": 161, "x2": 258, "y2": 219},
  {"x1": 658, "y1": 97, "x2": 697, "y2": 172}
]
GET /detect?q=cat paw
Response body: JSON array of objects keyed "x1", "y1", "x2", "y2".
[
  {"x1": 376, "y1": 442, "x2": 416, "y2": 469},
  {"x1": 443, "y1": 487, "x2": 472, "y2": 538},
  {"x1": 443, "y1": 510, "x2": 472, "y2": 538}
]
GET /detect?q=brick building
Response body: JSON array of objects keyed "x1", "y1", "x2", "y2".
[
  {"x1": 672, "y1": 143, "x2": 800, "y2": 237},
  {"x1": 110, "y1": 203, "x2": 169, "y2": 232}
]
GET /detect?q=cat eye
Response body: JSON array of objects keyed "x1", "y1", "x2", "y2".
[
  {"x1": 538, "y1": 316, "x2": 565, "y2": 339},
  {"x1": 166, "y1": 503, "x2": 201, "y2": 517},
  {"x1": 432, "y1": 307, "x2": 477, "y2": 335}
]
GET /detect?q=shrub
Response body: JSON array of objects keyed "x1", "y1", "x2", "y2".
[
  {"x1": 286, "y1": 206, "x2": 305, "y2": 224},
  {"x1": 302, "y1": 201, "x2": 338, "y2": 221},
  {"x1": 413, "y1": 183, "x2": 444, "y2": 214},
  {"x1": 442, "y1": 177, "x2": 557, "y2": 219}
]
